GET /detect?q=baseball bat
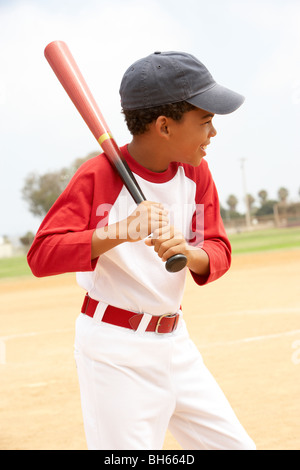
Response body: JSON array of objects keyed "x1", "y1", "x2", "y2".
[{"x1": 44, "y1": 40, "x2": 187, "y2": 273}]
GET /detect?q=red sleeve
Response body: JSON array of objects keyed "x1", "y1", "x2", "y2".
[
  {"x1": 187, "y1": 159, "x2": 231, "y2": 286},
  {"x1": 27, "y1": 154, "x2": 123, "y2": 277}
]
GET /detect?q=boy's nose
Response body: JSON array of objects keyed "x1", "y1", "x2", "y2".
[{"x1": 210, "y1": 125, "x2": 217, "y2": 137}]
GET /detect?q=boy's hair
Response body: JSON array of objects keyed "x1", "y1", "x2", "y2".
[{"x1": 122, "y1": 101, "x2": 197, "y2": 135}]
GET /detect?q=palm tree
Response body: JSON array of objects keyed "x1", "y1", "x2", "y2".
[
  {"x1": 258, "y1": 190, "x2": 268, "y2": 206},
  {"x1": 278, "y1": 187, "x2": 289, "y2": 204},
  {"x1": 246, "y1": 194, "x2": 255, "y2": 211},
  {"x1": 226, "y1": 194, "x2": 238, "y2": 212}
]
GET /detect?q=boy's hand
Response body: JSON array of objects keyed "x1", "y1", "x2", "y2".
[
  {"x1": 144, "y1": 225, "x2": 210, "y2": 276},
  {"x1": 144, "y1": 225, "x2": 189, "y2": 261},
  {"x1": 125, "y1": 201, "x2": 169, "y2": 242},
  {"x1": 92, "y1": 201, "x2": 168, "y2": 259}
]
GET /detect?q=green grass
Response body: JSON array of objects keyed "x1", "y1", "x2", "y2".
[
  {"x1": 0, "y1": 255, "x2": 32, "y2": 279},
  {"x1": 229, "y1": 226, "x2": 300, "y2": 254},
  {"x1": 0, "y1": 227, "x2": 299, "y2": 279}
]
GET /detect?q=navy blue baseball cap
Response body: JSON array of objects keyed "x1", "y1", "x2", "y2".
[{"x1": 120, "y1": 51, "x2": 245, "y2": 114}]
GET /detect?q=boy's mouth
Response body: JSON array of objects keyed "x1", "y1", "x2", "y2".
[{"x1": 200, "y1": 144, "x2": 208, "y2": 156}]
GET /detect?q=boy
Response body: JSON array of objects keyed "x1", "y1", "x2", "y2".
[{"x1": 28, "y1": 51, "x2": 256, "y2": 450}]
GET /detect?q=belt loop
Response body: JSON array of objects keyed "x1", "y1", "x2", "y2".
[
  {"x1": 135, "y1": 313, "x2": 152, "y2": 335},
  {"x1": 93, "y1": 301, "x2": 109, "y2": 323},
  {"x1": 82, "y1": 293, "x2": 90, "y2": 314}
]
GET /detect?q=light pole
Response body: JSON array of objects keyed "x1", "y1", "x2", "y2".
[{"x1": 240, "y1": 158, "x2": 251, "y2": 229}]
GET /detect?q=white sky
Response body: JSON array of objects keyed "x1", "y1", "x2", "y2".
[{"x1": 1, "y1": 0, "x2": 300, "y2": 237}]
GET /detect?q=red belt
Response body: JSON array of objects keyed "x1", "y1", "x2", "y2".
[{"x1": 81, "y1": 294, "x2": 180, "y2": 334}]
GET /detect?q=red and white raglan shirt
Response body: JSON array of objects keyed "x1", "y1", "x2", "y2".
[{"x1": 27, "y1": 145, "x2": 231, "y2": 316}]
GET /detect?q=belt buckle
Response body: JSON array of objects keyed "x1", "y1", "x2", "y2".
[{"x1": 155, "y1": 313, "x2": 178, "y2": 334}]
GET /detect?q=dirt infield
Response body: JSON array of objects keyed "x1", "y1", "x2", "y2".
[{"x1": 1, "y1": 249, "x2": 300, "y2": 450}]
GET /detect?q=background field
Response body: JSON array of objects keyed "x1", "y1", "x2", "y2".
[
  {"x1": 228, "y1": 226, "x2": 300, "y2": 254},
  {"x1": 1, "y1": 227, "x2": 300, "y2": 450}
]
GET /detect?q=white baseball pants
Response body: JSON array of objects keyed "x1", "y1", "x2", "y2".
[{"x1": 74, "y1": 311, "x2": 256, "y2": 450}]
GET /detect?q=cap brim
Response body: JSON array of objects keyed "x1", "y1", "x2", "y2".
[{"x1": 186, "y1": 83, "x2": 245, "y2": 115}]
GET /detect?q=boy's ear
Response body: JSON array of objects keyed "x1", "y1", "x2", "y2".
[{"x1": 155, "y1": 116, "x2": 170, "y2": 138}]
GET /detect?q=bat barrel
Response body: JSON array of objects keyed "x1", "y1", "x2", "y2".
[{"x1": 44, "y1": 40, "x2": 109, "y2": 143}]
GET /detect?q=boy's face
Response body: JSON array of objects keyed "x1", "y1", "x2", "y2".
[{"x1": 167, "y1": 108, "x2": 217, "y2": 167}]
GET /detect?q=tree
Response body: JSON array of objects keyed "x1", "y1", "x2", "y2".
[
  {"x1": 258, "y1": 190, "x2": 268, "y2": 206},
  {"x1": 22, "y1": 151, "x2": 98, "y2": 217},
  {"x1": 278, "y1": 187, "x2": 289, "y2": 204},
  {"x1": 19, "y1": 231, "x2": 35, "y2": 249},
  {"x1": 246, "y1": 194, "x2": 255, "y2": 211},
  {"x1": 255, "y1": 200, "x2": 278, "y2": 216},
  {"x1": 226, "y1": 194, "x2": 238, "y2": 212},
  {"x1": 220, "y1": 205, "x2": 227, "y2": 220},
  {"x1": 22, "y1": 170, "x2": 68, "y2": 217}
]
